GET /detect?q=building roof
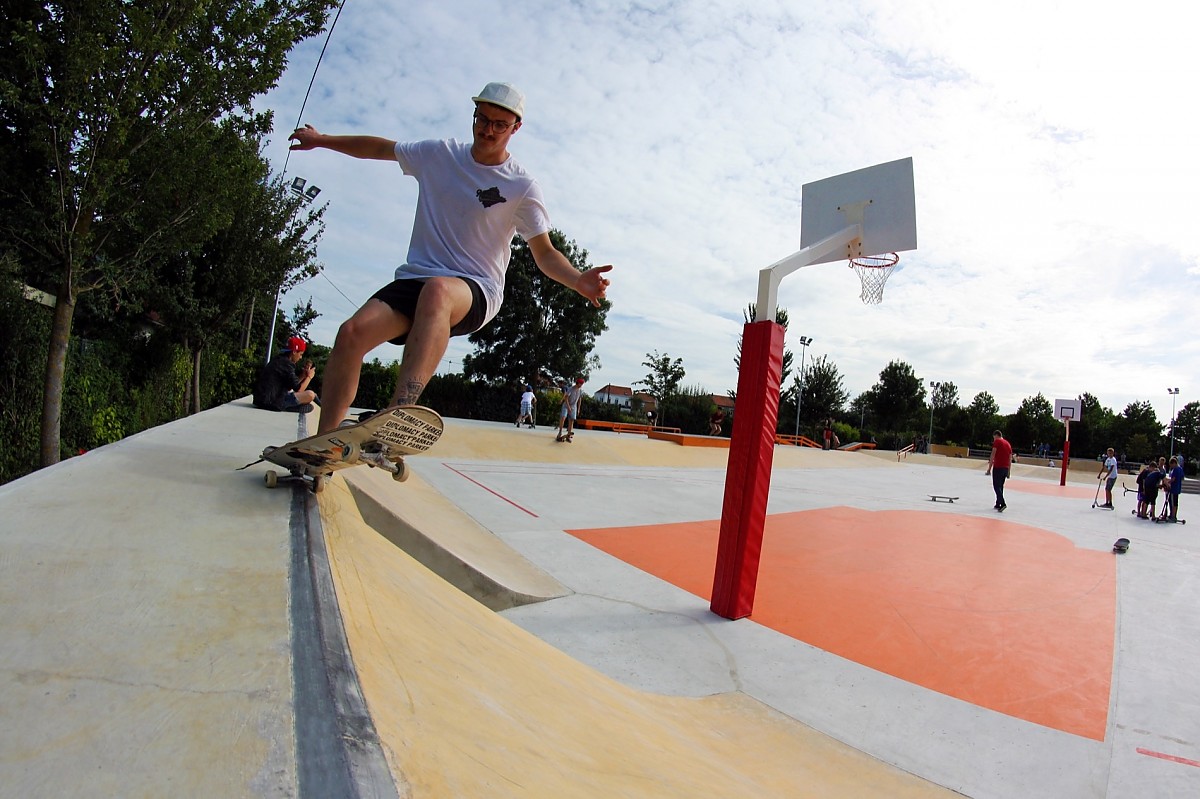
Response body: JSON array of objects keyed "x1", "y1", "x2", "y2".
[{"x1": 594, "y1": 384, "x2": 633, "y2": 397}]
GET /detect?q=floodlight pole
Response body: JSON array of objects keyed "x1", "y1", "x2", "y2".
[
  {"x1": 793, "y1": 336, "x2": 812, "y2": 439},
  {"x1": 712, "y1": 218, "x2": 864, "y2": 621},
  {"x1": 1168, "y1": 388, "x2": 1180, "y2": 461},
  {"x1": 928, "y1": 381, "x2": 942, "y2": 450}
]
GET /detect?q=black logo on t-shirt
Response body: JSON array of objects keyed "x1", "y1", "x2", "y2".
[{"x1": 476, "y1": 187, "x2": 507, "y2": 208}]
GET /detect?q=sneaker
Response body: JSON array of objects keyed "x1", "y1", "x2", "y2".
[{"x1": 1102, "y1": 502, "x2": 1114, "y2": 508}]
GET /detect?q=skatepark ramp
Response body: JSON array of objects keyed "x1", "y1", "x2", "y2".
[{"x1": 0, "y1": 400, "x2": 955, "y2": 797}]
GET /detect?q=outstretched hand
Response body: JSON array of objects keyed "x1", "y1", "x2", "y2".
[
  {"x1": 577, "y1": 264, "x2": 613, "y2": 308},
  {"x1": 288, "y1": 124, "x2": 320, "y2": 151}
]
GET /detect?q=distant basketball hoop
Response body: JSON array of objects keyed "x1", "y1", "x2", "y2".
[{"x1": 848, "y1": 252, "x2": 899, "y2": 305}]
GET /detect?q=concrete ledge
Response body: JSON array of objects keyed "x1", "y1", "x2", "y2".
[
  {"x1": 647, "y1": 430, "x2": 731, "y2": 448},
  {"x1": 338, "y1": 466, "x2": 568, "y2": 611}
]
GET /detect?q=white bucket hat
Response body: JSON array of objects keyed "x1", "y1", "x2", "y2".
[{"x1": 472, "y1": 82, "x2": 525, "y2": 120}]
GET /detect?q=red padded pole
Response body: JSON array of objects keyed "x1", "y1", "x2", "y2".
[{"x1": 711, "y1": 320, "x2": 785, "y2": 619}]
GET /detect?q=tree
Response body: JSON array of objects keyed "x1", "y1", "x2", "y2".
[
  {"x1": 1115, "y1": 401, "x2": 1162, "y2": 458},
  {"x1": 0, "y1": 0, "x2": 338, "y2": 465},
  {"x1": 1002, "y1": 393, "x2": 1054, "y2": 452},
  {"x1": 1172, "y1": 401, "x2": 1199, "y2": 461},
  {"x1": 867, "y1": 360, "x2": 924, "y2": 434},
  {"x1": 966, "y1": 392, "x2": 1000, "y2": 448},
  {"x1": 734, "y1": 303, "x2": 794, "y2": 390},
  {"x1": 800, "y1": 354, "x2": 849, "y2": 428},
  {"x1": 927, "y1": 381, "x2": 960, "y2": 445},
  {"x1": 463, "y1": 231, "x2": 610, "y2": 387},
  {"x1": 636, "y1": 351, "x2": 685, "y2": 427},
  {"x1": 146, "y1": 149, "x2": 324, "y2": 414}
]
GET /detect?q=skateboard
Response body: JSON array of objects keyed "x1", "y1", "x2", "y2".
[
  {"x1": 261, "y1": 405, "x2": 443, "y2": 493},
  {"x1": 1113, "y1": 537, "x2": 1130, "y2": 554},
  {"x1": 555, "y1": 432, "x2": 574, "y2": 443},
  {"x1": 927, "y1": 495, "x2": 958, "y2": 503}
]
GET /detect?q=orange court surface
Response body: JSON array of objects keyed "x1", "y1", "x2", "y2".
[{"x1": 568, "y1": 506, "x2": 1115, "y2": 740}]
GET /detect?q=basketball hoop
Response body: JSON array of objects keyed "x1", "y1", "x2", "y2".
[{"x1": 848, "y1": 252, "x2": 899, "y2": 305}]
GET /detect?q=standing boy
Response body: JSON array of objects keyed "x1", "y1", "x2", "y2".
[
  {"x1": 989, "y1": 430, "x2": 1012, "y2": 511},
  {"x1": 1096, "y1": 447, "x2": 1118, "y2": 509},
  {"x1": 1165, "y1": 456, "x2": 1185, "y2": 522},
  {"x1": 556, "y1": 377, "x2": 585, "y2": 442},
  {"x1": 516, "y1": 384, "x2": 536, "y2": 428}
]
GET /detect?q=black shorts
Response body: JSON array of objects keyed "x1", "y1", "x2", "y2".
[{"x1": 370, "y1": 276, "x2": 487, "y2": 346}]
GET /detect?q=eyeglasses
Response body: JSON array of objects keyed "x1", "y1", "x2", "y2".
[{"x1": 473, "y1": 112, "x2": 516, "y2": 134}]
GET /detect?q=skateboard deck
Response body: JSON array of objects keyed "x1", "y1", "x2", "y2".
[
  {"x1": 927, "y1": 495, "x2": 958, "y2": 503},
  {"x1": 262, "y1": 405, "x2": 443, "y2": 493}
]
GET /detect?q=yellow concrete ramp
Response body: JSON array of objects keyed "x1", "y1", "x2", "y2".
[{"x1": 319, "y1": 478, "x2": 956, "y2": 798}]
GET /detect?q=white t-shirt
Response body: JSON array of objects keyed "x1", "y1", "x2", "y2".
[
  {"x1": 1104, "y1": 456, "x2": 1118, "y2": 480},
  {"x1": 392, "y1": 139, "x2": 551, "y2": 326}
]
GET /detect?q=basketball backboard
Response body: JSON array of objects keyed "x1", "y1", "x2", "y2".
[
  {"x1": 800, "y1": 157, "x2": 917, "y2": 266},
  {"x1": 1054, "y1": 398, "x2": 1081, "y2": 422}
]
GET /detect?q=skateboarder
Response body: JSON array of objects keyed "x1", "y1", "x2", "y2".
[
  {"x1": 288, "y1": 82, "x2": 613, "y2": 436},
  {"x1": 556, "y1": 377, "x2": 585, "y2": 441},
  {"x1": 253, "y1": 336, "x2": 319, "y2": 412},
  {"x1": 1096, "y1": 447, "x2": 1118, "y2": 509},
  {"x1": 516, "y1": 385, "x2": 537, "y2": 428},
  {"x1": 988, "y1": 430, "x2": 1012, "y2": 511}
]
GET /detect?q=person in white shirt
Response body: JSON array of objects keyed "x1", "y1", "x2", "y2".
[
  {"x1": 516, "y1": 385, "x2": 537, "y2": 428},
  {"x1": 1096, "y1": 447, "x2": 1119, "y2": 508},
  {"x1": 289, "y1": 82, "x2": 612, "y2": 435}
]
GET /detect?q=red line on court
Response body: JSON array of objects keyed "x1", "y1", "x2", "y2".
[
  {"x1": 1137, "y1": 748, "x2": 1200, "y2": 768},
  {"x1": 442, "y1": 463, "x2": 539, "y2": 518}
]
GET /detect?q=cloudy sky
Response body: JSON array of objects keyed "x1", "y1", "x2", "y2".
[{"x1": 255, "y1": 0, "x2": 1198, "y2": 428}]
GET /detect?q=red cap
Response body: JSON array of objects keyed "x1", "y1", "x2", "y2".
[{"x1": 287, "y1": 336, "x2": 307, "y2": 354}]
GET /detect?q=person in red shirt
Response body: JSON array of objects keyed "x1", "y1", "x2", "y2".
[{"x1": 989, "y1": 430, "x2": 1013, "y2": 511}]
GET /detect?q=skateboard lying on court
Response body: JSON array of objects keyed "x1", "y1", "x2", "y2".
[{"x1": 261, "y1": 405, "x2": 443, "y2": 493}]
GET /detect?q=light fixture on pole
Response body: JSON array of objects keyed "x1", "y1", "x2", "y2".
[
  {"x1": 265, "y1": 177, "x2": 322, "y2": 363},
  {"x1": 793, "y1": 336, "x2": 812, "y2": 439},
  {"x1": 1168, "y1": 387, "x2": 1180, "y2": 460},
  {"x1": 928, "y1": 380, "x2": 942, "y2": 449}
]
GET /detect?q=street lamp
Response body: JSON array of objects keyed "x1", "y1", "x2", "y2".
[
  {"x1": 1168, "y1": 387, "x2": 1180, "y2": 460},
  {"x1": 265, "y1": 177, "x2": 322, "y2": 363},
  {"x1": 793, "y1": 336, "x2": 812, "y2": 439},
  {"x1": 928, "y1": 380, "x2": 942, "y2": 451}
]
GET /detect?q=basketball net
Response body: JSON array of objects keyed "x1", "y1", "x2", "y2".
[{"x1": 848, "y1": 252, "x2": 899, "y2": 304}]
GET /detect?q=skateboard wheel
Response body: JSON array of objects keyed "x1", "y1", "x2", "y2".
[
  {"x1": 312, "y1": 474, "x2": 325, "y2": 493},
  {"x1": 392, "y1": 461, "x2": 409, "y2": 482},
  {"x1": 341, "y1": 441, "x2": 360, "y2": 462},
  {"x1": 264, "y1": 470, "x2": 278, "y2": 489}
]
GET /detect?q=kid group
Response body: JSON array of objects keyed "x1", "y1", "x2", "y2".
[
  {"x1": 516, "y1": 378, "x2": 585, "y2": 441},
  {"x1": 1100, "y1": 447, "x2": 1185, "y2": 521}
]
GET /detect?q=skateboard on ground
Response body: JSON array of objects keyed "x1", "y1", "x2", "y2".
[
  {"x1": 555, "y1": 431, "x2": 574, "y2": 443},
  {"x1": 261, "y1": 405, "x2": 443, "y2": 493},
  {"x1": 927, "y1": 495, "x2": 958, "y2": 503}
]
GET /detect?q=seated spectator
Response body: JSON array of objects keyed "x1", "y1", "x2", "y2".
[{"x1": 253, "y1": 336, "x2": 319, "y2": 412}]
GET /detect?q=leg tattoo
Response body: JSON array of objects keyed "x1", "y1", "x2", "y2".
[{"x1": 394, "y1": 378, "x2": 425, "y2": 407}]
